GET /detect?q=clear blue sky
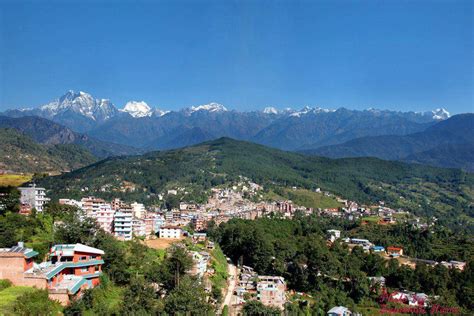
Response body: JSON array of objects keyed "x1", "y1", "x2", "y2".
[{"x1": 0, "y1": 0, "x2": 472, "y2": 113}]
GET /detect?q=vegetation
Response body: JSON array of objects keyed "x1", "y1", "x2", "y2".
[
  {"x1": 0, "y1": 203, "x2": 214, "y2": 315},
  {"x1": 0, "y1": 285, "x2": 37, "y2": 315},
  {"x1": 37, "y1": 138, "x2": 474, "y2": 232},
  {"x1": 0, "y1": 174, "x2": 32, "y2": 187},
  {"x1": 210, "y1": 216, "x2": 474, "y2": 313},
  {"x1": 0, "y1": 128, "x2": 96, "y2": 173},
  {"x1": 12, "y1": 288, "x2": 62, "y2": 316}
]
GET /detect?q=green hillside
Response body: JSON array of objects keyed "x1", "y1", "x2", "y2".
[
  {"x1": 38, "y1": 137, "x2": 474, "y2": 231},
  {"x1": 0, "y1": 128, "x2": 96, "y2": 173}
]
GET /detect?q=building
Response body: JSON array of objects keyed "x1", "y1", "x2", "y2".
[
  {"x1": 387, "y1": 246, "x2": 404, "y2": 257},
  {"x1": 18, "y1": 185, "x2": 50, "y2": 212},
  {"x1": 92, "y1": 204, "x2": 115, "y2": 233},
  {"x1": 132, "y1": 219, "x2": 146, "y2": 237},
  {"x1": 80, "y1": 197, "x2": 107, "y2": 216},
  {"x1": 131, "y1": 202, "x2": 146, "y2": 219},
  {"x1": 114, "y1": 209, "x2": 133, "y2": 240},
  {"x1": 159, "y1": 226, "x2": 183, "y2": 239},
  {"x1": 327, "y1": 306, "x2": 352, "y2": 316},
  {"x1": 189, "y1": 251, "x2": 209, "y2": 278},
  {"x1": 256, "y1": 276, "x2": 286, "y2": 310},
  {"x1": 371, "y1": 246, "x2": 385, "y2": 253},
  {"x1": 192, "y1": 216, "x2": 208, "y2": 232},
  {"x1": 0, "y1": 242, "x2": 104, "y2": 305},
  {"x1": 327, "y1": 229, "x2": 341, "y2": 242}
]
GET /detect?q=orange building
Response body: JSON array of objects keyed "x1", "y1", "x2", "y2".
[{"x1": 0, "y1": 242, "x2": 104, "y2": 305}]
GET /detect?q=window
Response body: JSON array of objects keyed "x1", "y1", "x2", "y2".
[
  {"x1": 79, "y1": 256, "x2": 88, "y2": 261},
  {"x1": 81, "y1": 267, "x2": 89, "y2": 273},
  {"x1": 95, "y1": 265, "x2": 100, "y2": 272}
]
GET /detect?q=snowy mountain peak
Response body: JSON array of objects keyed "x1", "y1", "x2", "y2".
[
  {"x1": 120, "y1": 101, "x2": 153, "y2": 118},
  {"x1": 432, "y1": 108, "x2": 450, "y2": 120},
  {"x1": 263, "y1": 107, "x2": 279, "y2": 114},
  {"x1": 39, "y1": 90, "x2": 117, "y2": 121},
  {"x1": 189, "y1": 102, "x2": 228, "y2": 113}
]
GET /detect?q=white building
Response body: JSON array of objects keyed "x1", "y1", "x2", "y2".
[
  {"x1": 159, "y1": 226, "x2": 182, "y2": 239},
  {"x1": 327, "y1": 229, "x2": 341, "y2": 242},
  {"x1": 130, "y1": 202, "x2": 146, "y2": 219},
  {"x1": 327, "y1": 306, "x2": 352, "y2": 316},
  {"x1": 18, "y1": 185, "x2": 50, "y2": 212},
  {"x1": 93, "y1": 204, "x2": 115, "y2": 233},
  {"x1": 114, "y1": 210, "x2": 133, "y2": 240},
  {"x1": 132, "y1": 219, "x2": 146, "y2": 237}
]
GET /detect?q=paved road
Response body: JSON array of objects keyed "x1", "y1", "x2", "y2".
[{"x1": 221, "y1": 262, "x2": 238, "y2": 314}]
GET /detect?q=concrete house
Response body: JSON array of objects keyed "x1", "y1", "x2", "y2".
[{"x1": 0, "y1": 242, "x2": 104, "y2": 305}]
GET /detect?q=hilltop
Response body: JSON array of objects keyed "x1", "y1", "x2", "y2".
[
  {"x1": 37, "y1": 138, "x2": 473, "y2": 230},
  {"x1": 0, "y1": 128, "x2": 96, "y2": 173}
]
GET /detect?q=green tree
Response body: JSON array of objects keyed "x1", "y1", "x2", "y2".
[
  {"x1": 13, "y1": 289, "x2": 62, "y2": 316},
  {"x1": 242, "y1": 300, "x2": 281, "y2": 315},
  {"x1": 121, "y1": 276, "x2": 162, "y2": 315},
  {"x1": 164, "y1": 276, "x2": 212, "y2": 314}
]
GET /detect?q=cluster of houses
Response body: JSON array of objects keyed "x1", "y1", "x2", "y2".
[
  {"x1": 235, "y1": 265, "x2": 287, "y2": 311},
  {"x1": 0, "y1": 241, "x2": 104, "y2": 305},
  {"x1": 59, "y1": 197, "x2": 165, "y2": 241},
  {"x1": 327, "y1": 230, "x2": 467, "y2": 271}
]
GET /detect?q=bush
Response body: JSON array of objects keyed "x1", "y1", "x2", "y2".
[
  {"x1": 13, "y1": 288, "x2": 62, "y2": 316},
  {"x1": 0, "y1": 279, "x2": 12, "y2": 291}
]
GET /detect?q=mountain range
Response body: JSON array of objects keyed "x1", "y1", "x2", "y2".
[
  {"x1": 3, "y1": 90, "x2": 449, "y2": 152},
  {"x1": 302, "y1": 114, "x2": 474, "y2": 172},
  {"x1": 0, "y1": 115, "x2": 139, "y2": 158}
]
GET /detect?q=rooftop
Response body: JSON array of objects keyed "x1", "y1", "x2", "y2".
[{"x1": 0, "y1": 242, "x2": 38, "y2": 258}]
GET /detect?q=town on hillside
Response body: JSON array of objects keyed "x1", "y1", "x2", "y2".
[{"x1": 0, "y1": 178, "x2": 469, "y2": 315}]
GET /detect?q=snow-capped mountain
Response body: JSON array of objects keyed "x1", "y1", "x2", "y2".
[
  {"x1": 39, "y1": 90, "x2": 118, "y2": 121},
  {"x1": 263, "y1": 107, "x2": 279, "y2": 114},
  {"x1": 431, "y1": 108, "x2": 450, "y2": 120},
  {"x1": 1, "y1": 90, "x2": 457, "y2": 154},
  {"x1": 187, "y1": 102, "x2": 228, "y2": 114},
  {"x1": 289, "y1": 106, "x2": 335, "y2": 117},
  {"x1": 120, "y1": 101, "x2": 153, "y2": 118}
]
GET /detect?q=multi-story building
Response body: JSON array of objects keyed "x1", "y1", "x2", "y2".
[
  {"x1": 0, "y1": 242, "x2": 104, "y2": 305},
  {"x1": 159, "y1": 226, "x2": 183, "y2": 239},
  {"x1": 93, "y1": 204, "x2": 115, "y2": 233},
  {"x1": 131, "y1": 202, "x2": 146, "y2": 219},
  {"x1": 256, "y1": 276, "x2": 286, "y2": 310},
  {"x1": 81, "y1": 197, "x2": 107, "y2": 216},
  {"x1": 111, "y1": 198, "x2": 127, "y2": 211},
  {"x1": 132, "y1": 219, "x2": 146, "y2": 237},
  {"x1": 18, "y1": 185, "x2": 50, "y2": 212},
  {"x1": 189, "y1": 251, "x2": 209, "y2": 278},
  {"x1": 114, "y1": 209, "x2": 133, "y2": 240},
  {"x1": 192, "y1": 216, "x2": 208, "y2": 232}
]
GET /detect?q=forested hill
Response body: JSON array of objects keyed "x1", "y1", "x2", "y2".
[
  {"x1": 38, "y1": 138, "x2": 473, "y2": 230},
  {"x1": 0, "y1": 128, "x2": 96, "y2": 173}
]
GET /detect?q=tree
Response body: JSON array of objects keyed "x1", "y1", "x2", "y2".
[
  {"x1": 121, "y1": 276, "x2": 163, "y2": 315},
  {"x1": 13, "y1": 289, "x2": 62, "y2": 316},
  {"x1": 159, "y1": 246, "x2": 193, "y2": 290},
  {"x1": 242, "y1": 300, "x2": 281, "y2": 315},
  {"x1": 0, "y1": 186, "x2": 19, "y2": 215},
  {"x1": 164, "y1": 276, "x2": 212, "y2": 314}
]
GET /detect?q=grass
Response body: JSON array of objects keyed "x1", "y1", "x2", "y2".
[
  {"x1": 210, "y1": 245, "x2": 228, "y2": 295},
  {"x1": 362, "y1": 216, "x2": 380, "y2": 223},
  {"x1": 0, "y1": 285, "x2": 36, "y2": 315},
  {"x1": 0, "y1": 174, "x2": 32, "y2": 187},
  {"x1": 284, "y1": 188, "x2": 342, "y2": 209}
]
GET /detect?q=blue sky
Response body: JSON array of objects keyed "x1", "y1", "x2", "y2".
[{"x1": 0, "y1": 0, "x2": 472, "y2": 113}]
